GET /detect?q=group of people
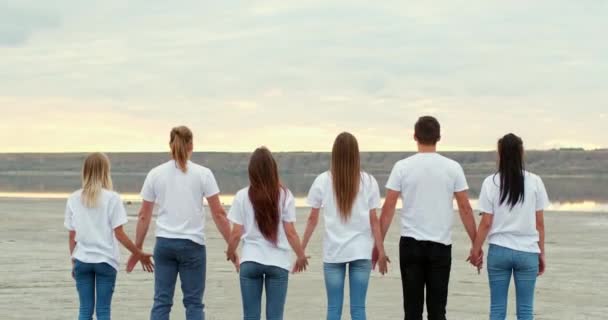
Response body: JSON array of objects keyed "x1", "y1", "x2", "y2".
[{"x1": 64, "y1": 116, "x2": 549, "y2": 320}]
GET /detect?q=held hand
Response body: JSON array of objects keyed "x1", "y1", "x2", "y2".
[
  {"x1": 538, "y1": 254, "x2": 545, "y2": 276},
  {"x1": 226, "y1": 251, "x2": 240, "y2": 273},
  {"x1": 126, "y1": 254, "x2": 139, "y2": 273},
  {"x1": 292, "y1": 255, "x2": 310, "y2": 273},
  {"x1": 377, "y1": 251, "x2": 390, "y2": 275},
  {"x1": 139, "y1": 252, "x2": 154, "y2": 273},
  {"x1": 466, "y1": 248, "x2": 484, "y2": 274},
  {"x1": 371, "y1": 247, "x2": 379, "y2": 270}
]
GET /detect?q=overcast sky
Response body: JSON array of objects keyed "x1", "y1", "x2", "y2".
[{"x1": 1, "y1": 0, "x2": 606, "y2": 152}]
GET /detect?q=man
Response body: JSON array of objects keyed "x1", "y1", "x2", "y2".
[{"x1": 377, "y1": 116, "x2": 478, "y2": 320}]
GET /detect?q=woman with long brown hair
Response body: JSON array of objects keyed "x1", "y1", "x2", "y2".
[
  {"x1": 127, "y1": 126, "x2": 233, "y2": 320},
  {"x1": 301, "y1": 132, "x2": 388, "y2": 320},
  {"x1": 226, "y1": 147, "x2": 308, "y2": 320}
]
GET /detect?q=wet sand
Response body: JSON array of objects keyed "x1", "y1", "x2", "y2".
[{"x1": 0, "y1": 198, "x2": 607, "y2": 319}]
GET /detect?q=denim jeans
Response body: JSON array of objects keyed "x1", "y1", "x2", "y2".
[
  {"x1": 73, "y1": 260, "x2": 117, "y2": 320},
  {"x1": 151, "y1": 237, "x2": 207, "y2": 320},
  {"x1": 487, "y1": 244, "x2": 539, "y2": 320},
  {"x1": 323, "y1": 259, "x2": 372, "y2": 320},
  {"x1": 239, "y1": 261, "x2": 289, "y2": 320},
  {"x1": 399, "y1": 237, "x2": 452, "y2": 320}
]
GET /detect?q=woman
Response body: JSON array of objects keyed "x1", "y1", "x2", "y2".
[
  {"x1": 470, "y1": 133, "x2": 549, "y2": 320},
  {"x1": 301, "y1": 132, "x2": 388, "y2": 320},
  {"x1": 226, "y1": 147, "x2": 308, "y2": 320},
  {"x1": 225, "y1": 147, "x2": 308, "y2": 320},
  {"x1": 64, "y1": 152, "x2": 153, "y2": 320},
  {"x1": 127, "y1": 126, "x2": 233, "y2": 320}
]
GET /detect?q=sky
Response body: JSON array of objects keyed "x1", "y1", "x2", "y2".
[{"x1": 0, "y1": 0, "x2": 606, "y2": 152}]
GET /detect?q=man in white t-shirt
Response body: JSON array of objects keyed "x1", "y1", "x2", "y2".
[{"x1": 378, "y1": 116, "x2": 478, "y2": 320}]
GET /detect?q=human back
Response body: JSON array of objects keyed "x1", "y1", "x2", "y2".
[
  {"x1": 141, "y1": 159, "x2": 218, "y2": 245},
  {"x1": 388, "y1": 152, "x2": 468, "y2": 245}
]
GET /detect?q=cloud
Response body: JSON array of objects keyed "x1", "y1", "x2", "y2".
[{"x1": 0, "y1": 1, "x2": 606, "y2": 151}]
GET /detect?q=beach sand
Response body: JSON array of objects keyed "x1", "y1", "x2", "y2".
[{"x1": 0, "y1": 198, "x2": 606, "y2": 319}]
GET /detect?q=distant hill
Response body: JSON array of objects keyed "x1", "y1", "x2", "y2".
[{"x1": 0, "y1": 150, "x2": 607, "y2": 201}]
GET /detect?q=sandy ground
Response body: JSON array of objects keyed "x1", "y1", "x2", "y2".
[{"x1": 0, "y1": 198, "x2": 607, "y2": 320}]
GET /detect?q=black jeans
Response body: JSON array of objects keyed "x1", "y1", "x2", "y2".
[{"x1": 399, "y1": 237, "x2": 452, "y2": 320}]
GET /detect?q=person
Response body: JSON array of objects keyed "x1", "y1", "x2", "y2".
[
  {"x1": 378, "y1": 116, "x2": 478, "y2": 320},
  {"x1": 126, "y1": 126, "x2": 233, "y2": 320},
  {"x1": 225, "y1": 147, "x2": 309, "y2": 320},
  {"x1": 469, "y1": 133, "x2": 548, "y2": 320},
  {"x1": 64, "y1": 152, "x2": 153, "y2": 320},
  {"x1": 301, "y1": 132, "x2": 388, "y2": 320}
]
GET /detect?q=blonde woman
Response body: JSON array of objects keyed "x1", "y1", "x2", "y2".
[
  {"x1": 302, "y1": 132, "x2": 388, "y2": 320},
  {"x1": 127, "y1": 126, "x2": 232, "y2": 320},
  {"x1": 64, "y1": 153, "x2": 153, "y2": 320}
]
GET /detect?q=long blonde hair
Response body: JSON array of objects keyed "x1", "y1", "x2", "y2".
[
  {"x1": 81, "y1": 152, "x2": 113, "y2": 208},
  {"x1": 331, "y1": 132, "x2": 361, "y2": 221},
  {"x1": 170, "y1": 126, "x2": 193, "y2": 173}
]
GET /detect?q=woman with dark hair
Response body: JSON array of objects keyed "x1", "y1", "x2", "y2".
[
  {"x1": 226, "y1": 147, "x2": 308, "y2": 320},
  {"x1": 301, "y1": 132, "x2": 388, "y2": 320},
  {"x1": 470, "y1": 133, "x2": 549, "y2": 320}
]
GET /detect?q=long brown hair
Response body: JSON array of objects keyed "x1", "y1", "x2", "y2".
[
  {"x1": 248, "y1": 147, "x2": 282, "y2": 244},
  {"x1": 170, "y1": 126, "x2": 193, "y2": 173},
  {"x1": 81, "y1": 152, "x2": 113, "y2": 208},
  {"x1": 331, "y1": 132, "x2": 361, "y2": 221}
]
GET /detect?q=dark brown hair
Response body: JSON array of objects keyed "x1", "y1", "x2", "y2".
[
  {"x1": 248, "y1": 147, "x2": 283, "y2": 244},
  {"x1": 331, "y1": 132, "x2": 361, "y2": 221},
  {"x1": 497, "y1": 133, "x2": 525, "y2": 208},
  {"x1": 414, "y1": 116, "x2": 441, "y2": 145},
  {"x1": 170, "y1": 126, "x2": 193, "y2": 173}
]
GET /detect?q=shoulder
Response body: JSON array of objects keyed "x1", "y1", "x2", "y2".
[
  {"x1": 101, "y1": 189, "x2": 123, "y2": 205},
  {"x1": 147, "y1": 161, "x2": 170, "y2": 177},
  {"x1": 391, "y1": 158, "x2": 409, "y2": 172},
  {"x1": 312, "y1": 171, "x2": 330, "y2": 186},
  {"x1": 190, "y1": 162, "x2": 214, "y2": 177},
  {"x1": 525, "y1": 171, "x2": 544, "y2": 187},
  {"x1": 360, "y1": 171, "x2": 378, "y2": 185},
  {"x1": 482, "y1": 174, "x2": 499, "y2": 189},
  {"x1": 67, "y1": 190, "x2": 83, "y2": 204},
  {"x1": 439, "y1": 154, "x2": 463, "y2": 170}
]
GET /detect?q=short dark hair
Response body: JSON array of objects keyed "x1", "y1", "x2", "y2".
[{"x1": 414, "y1": 116, "x2": 441, "y2": 145}]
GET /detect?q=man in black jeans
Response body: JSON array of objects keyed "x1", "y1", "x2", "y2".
[{"x1": 374, "y1": 116, "x2": 478, "y2": 320}]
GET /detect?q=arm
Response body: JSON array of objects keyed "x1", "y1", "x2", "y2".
[
  {"x1": 454, "y1": 190, "x2": 477, "y2": 244},
  {"x1": 68, "y1": 231, "x2": 76, "y2": 256},
  {"x1": 301, "y1": 208, "x2": 320, "y2": 251},
  {"x1": 370, "y1": 209, "x2": 389, "y2": 274},
  {"x1": 207, "y1": 194, "x2": 231, "y2": 243},
  {"x1": 126, "y1": 200, "x2": 154, "y2": 272},
  {"x1": 379, "y1": 189, "x2": 400, "y2": 241},
  {"x1": 226, "y1": 224, "x2": 243, "y2": 272},
  {"x1": 471, "y1": 213, "x2": 493, "y2": 260},
  {"x1": 284, "y1": 222, "x2": 309, "y2": 272},
  {"x1": 536, "y1": 210, "x2": 546, "y2": 275}
]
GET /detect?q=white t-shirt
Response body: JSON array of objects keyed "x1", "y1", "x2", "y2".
[
  {"x1": 478, "y1": 171, "x2": 550, "y2": 253},
  {"x1": 228, "y1": 187, "x2": 296, "y2": 271},
  {"x1": 141, "y1": 160, "x2": 220, "y2": 245},
  {"x1": 64, "y1": 189, "x2": 129, "y2": 271},
  {"x1": 307, "y1": 171, "x2": 381, "y2": 263},
  {"x1": 386, "y1": 153, "x2": 468, "y2": 245}
]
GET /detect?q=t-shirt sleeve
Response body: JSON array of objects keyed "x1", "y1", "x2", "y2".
[
  {"x1": 110, "y1": 194, "x2": 129, "y2": 229},
  {"x1": 140, "y1": 171, "x2": 156, "y2": 202},
  {"x1": 454, "y1": 164, "x2": 469, "y2": 192},
  {"x1": 368, "y1": 175, "x2": 381, "y2": 210},
  {"x1": 202, "y1": 170, "x2": 220, "y2": 198},
  {"x1": 385, "y1": 163, "x2": 403, "y2": 191},
  {"x1": 306, "y1": 174, "x2": 325, "y2": 208},
  {"x1": 282, "y1": 189, "x2": 297, "y2": 222},
  {"x1": 477, "y1": 178, "x2": 494, "y2": 214},
  {"x1": 227, "y1": 193, "x2": 243, "y2": 225},
  {"x1": 535, "y1": 176, "x2": 550, "y2": 211},
  {"x1": 64, "y1": 200, "x2": 74, "y2": 231}
]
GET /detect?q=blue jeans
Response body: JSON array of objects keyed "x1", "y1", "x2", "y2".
[
  {"x1": 239, "y1": 262, "x2": 289, "y2": 320},
  {"x1": 324, "y1": 259, "x2": 372, "y2": 320},
  {"x1": 151, "y1": 237, "x2": 207, "y2": 320},
  {"x1": 73, "y1": 260, "x2": 117, "y2": 320},
  {"x1": 487, "y1": 244, "x2": 539, "y2": 320}
]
